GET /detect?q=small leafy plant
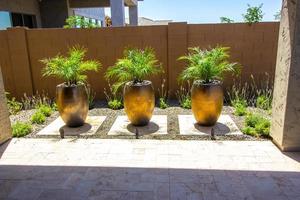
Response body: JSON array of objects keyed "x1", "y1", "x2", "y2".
[
  {"x1": 41, "y1": 46, "x2": 101, "y2": 86},
  {"x1": 86, "y1": 86, "x2": 96, "y2": 109},
  {"x1": 178, "y1": 47, "x2": 240, "y2": 83},
  {"x1": 243, "y1": 4, "x2": 264, "y2": 24},
  {"x1": 104, "y1": 82, "x2": 123, "y2": 110},
  {"x1": 108, "y1": 99, "x2": 123, "y2": 110},
  {"x1": 256, "y1": 94, "x2": 272, "y2": 110},
  {"x1": 176, "y1": 82, "x2": 192, "y2": 109},
  {"x1": 242, "y1": 113, "x2": 271, "y2": 137},
  {"x1": 31, "y1": 111, "x2": 46, "y2": 124},
  {"x1": 37, "y1": 104, "x2": 53, "y2": 117},
  {"x1": 226, "y1": 73, "x2": 273, "y2": 107},
  {"x1": 5, "y1": 92, "x2": 22, "y2": 115},
  {"x1": 22, "y1": 92, "x2": 53, "y2": 110},
  {"x1": 12, "y1": 122, "x2": 32, "y2": 137},
  {"x1": 232, "y1": 99, "x2": 247, "y2": 116},
  {"x1": 105, "y1": 47, "x2": 163, "y2": 92},
  {"x1": 158, "y1": 79, "x2": 169, "y2": 109}
]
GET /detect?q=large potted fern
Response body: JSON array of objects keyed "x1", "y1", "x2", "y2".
[
  {"x1": 105, "y1": 47, "x2": 162, "y2": 126},
  {"x1": 179, "y1": 47, "x2": 240, "y2": 126},
  {"x1": 41, "y1": 46, "x2": 101, "y2": 127}
]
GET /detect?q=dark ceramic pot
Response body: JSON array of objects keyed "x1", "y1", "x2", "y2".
[
  {"x1": 56, "y1": 83, "x2": 88, "y2": 127},
  {"x1": 191, "y1": 80, "x2": 223, "y2": 126},
  {"x1": 123, "y1": 80, "x2": 155, "y2": 126}
]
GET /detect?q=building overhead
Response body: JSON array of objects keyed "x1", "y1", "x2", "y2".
[{"x1": 0, "y1": 0, "x2": 142, "y2": 29}]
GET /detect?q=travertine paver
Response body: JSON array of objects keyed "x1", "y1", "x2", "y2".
[
  {"x1": 108, "y1": 115, "x2": 167, "y2": 136},
  {"x1": 178, "y1": 114, "x2": 242, "y2": 135},
  {"x1": 37, "y1": 116, "x2": 106, "y2": 136},
  {"x1": 0, "y1": 139, "x2": 300, "y2": 200}
]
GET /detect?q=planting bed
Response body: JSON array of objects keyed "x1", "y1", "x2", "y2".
[{"x1": 9, "y1": 100, "x2": 270, "y2": 141}]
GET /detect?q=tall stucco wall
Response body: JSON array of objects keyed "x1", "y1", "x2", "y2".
[{"x1": 271, "y1": 0, "x2": 300, "y2": 151}]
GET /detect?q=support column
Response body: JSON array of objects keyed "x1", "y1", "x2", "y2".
[
  {"x1": 110, "y1": 0, "x2": 125, "y2": 27},
  {"x1": 39, "y1": 0, "x2": 71, "y2": 28},
  {"x1": 0, "y1": 67, "x2": 12, "y2": 144},
  {"x1": 271, "y1": 0, "x2": 300, "y2": 151},
  {"x1": 129, "y1": 5, "x2": 138, "y2": 26}
]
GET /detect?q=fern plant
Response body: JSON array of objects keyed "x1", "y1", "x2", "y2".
[
  {"x1": 41, "y1": 46, "x2": 101, "y2": 86},
  {"x1": 178, "y1": 47, "x2": 240, "y2": 84},
  {"x1": 105, "y1": 47, "x2": 163, "y2": 91}
]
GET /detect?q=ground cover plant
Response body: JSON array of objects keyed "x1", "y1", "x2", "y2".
[
  {"x1": 31, "y1": 111, "x2": 46, "y2": 124},
  {"x1": 104, "y1": 82, "x2": 123, "y2": 110},
  {"x1": 5, "y1": 92, "x2": 22, "y2": 115},
  {"x1": 226, "y1": 73, "x2": 273, "y2": 107},
  {"x1": 242, "y1": 113, "x2": 271, "y2": 137},
  {"x1": 12, "y1": 122, "x2": 32, "y2": 137},
  {"x1": 176, "y1": 82, "x2": 192, "y2": 109},
  {"x1": 21, "y1": 92, "x2": 54, "y2": 110},
  {"x1": 158, "y1": 79, "x2": 169, "y2": 109},
  {"x1": 232, "y1": 98, "x2": 248, "y2": 116}
]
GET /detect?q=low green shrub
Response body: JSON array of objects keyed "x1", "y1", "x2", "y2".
[
  {"x1": 256, "y1": 94, "x2": 272, "y2": 110},
  {"x1": 104, "y1": 82, "x2": 123, "y2": 110},
  {"x1": 108, "y1": 99, "x2": 123, "y2": 110},
  {"x1": 245, "y1": 113, "x2": 260, "y2": 127},
  {"x1": 243, "y1": 113, "x2": 271, "y2": 137},
  {"x1": 159, "y1": 98, "x2": 168, "y2": 109},
  {"x1": 232, "y1": 99, "x2": 247, "y2": 116},
  {"x1": 31, "y1": 111, "x2": 46, "y2": 124},
  {"x1": 254, "y1": 118, "x2": 271, "y2": 137},
  {"x1": 5, "y1": 92, "x2": 22, "y2": 115},
  {"x1": 21, "y1": 92, "x2": 53, "y2": 110},
  {"x1": 181, "y1": 97, "x2": 191, "y2": 109},
  {"x1": 158, "y1": 79, "x2": 169, "y2": 109},
  {"x1": 241, "y1": 126, "x2": 257, "y2": 136},
  {"x1": 12, "y1": 122, "x2": 32, "y2": 137},
  {"x1": 176, "y1": 82, "x2": 192, "y2": 109},
  {"x1": 37, "y1": 104, "x2": 52, "y2": 117},
  {"x1": 86, "y1": 86, "x2": 96, "y2": 109}
]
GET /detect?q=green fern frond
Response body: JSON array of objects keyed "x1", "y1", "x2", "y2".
[
  {"x1": 178, "y1": 46, "x2": 241, "y2": 83},
  {"x1": 105, "y1": 47, "x2": 163, "y2": 92},
  {"x1": 41, "y1": 46, "x2": 101, "y2": 86}
]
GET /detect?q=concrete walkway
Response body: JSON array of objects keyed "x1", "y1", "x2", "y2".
[{"x1": 0, "y1": 139, "x2": 300, "y2": 200}]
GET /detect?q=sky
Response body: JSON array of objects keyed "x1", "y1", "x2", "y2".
[{"x1": 107, "y1": 0, "x2": 282, "y2": 23}]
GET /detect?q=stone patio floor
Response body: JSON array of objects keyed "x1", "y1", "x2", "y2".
[{"x1": 0, "y1": 139, "x2": 300, "y2": 200}]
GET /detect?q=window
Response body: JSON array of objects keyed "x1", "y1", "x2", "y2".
[
  {"x1": 0, "y1": 11, "x2": 12, "y2": 30},
  {"x1": 11, "y1": 13, "x2": 37, "y2": 28}
]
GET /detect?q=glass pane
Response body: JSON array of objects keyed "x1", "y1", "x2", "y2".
[{"x1": 0, "y1": 11, "x2": 12, "y2": 30}]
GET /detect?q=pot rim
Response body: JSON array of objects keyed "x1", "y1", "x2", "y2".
[
  {"x1": 56, "y1": 82, "x2": 86, "y2": 88},
  {"x1": 125, "y1": 80, "x2": 152, "y2": 87},
  {"x1": 193, "y1": 80, "x2": 222, "y2": 86}
]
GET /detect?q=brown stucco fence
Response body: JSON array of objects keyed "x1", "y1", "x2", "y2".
[{"x1": 0, "y1": 22, "x2": 279, "y2": 99}]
